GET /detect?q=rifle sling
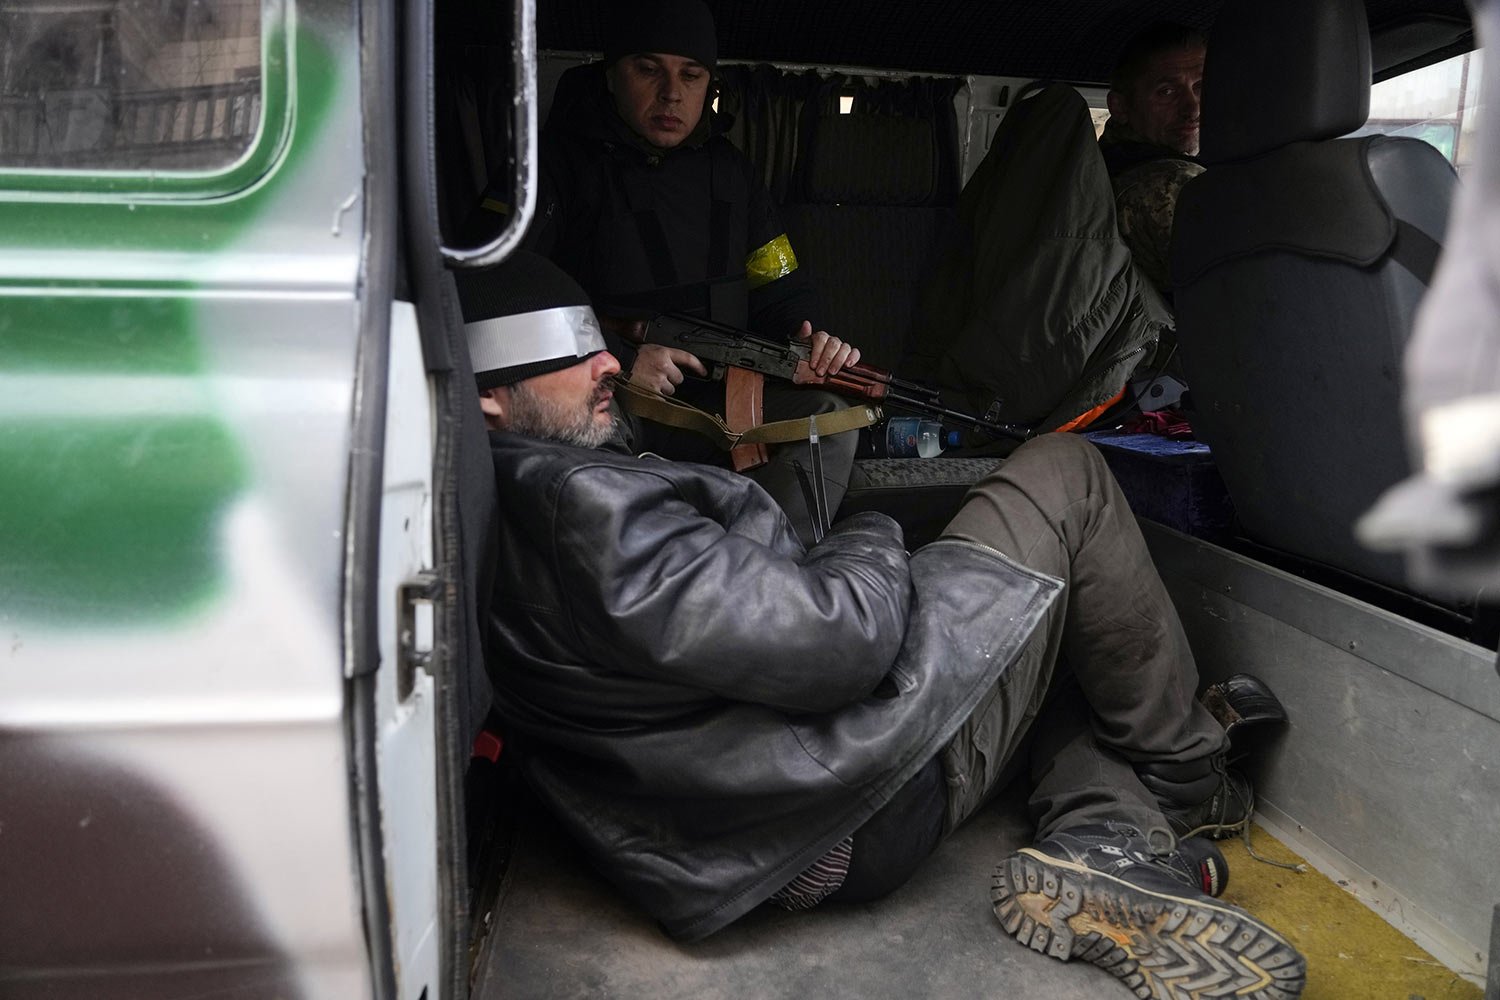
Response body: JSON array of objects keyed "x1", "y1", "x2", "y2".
[{"x1": 615, "y1": 380, "x2": 880, "y2": 449}]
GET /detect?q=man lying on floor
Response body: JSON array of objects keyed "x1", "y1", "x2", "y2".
[{"x1": 466, "y1": 251, "x2": 1306, "y2": 1000}]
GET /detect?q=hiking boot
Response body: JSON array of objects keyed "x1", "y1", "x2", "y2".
[
  {"x1": 1143, "y1": 672, "x2": 1287, "y2": 840},
  {"x1": 1158, "y1": 765, "x2": 1256, "y2": 840},
  {"x1": 992, "y1": 822, "x2": 1306, "y2": 1000}
]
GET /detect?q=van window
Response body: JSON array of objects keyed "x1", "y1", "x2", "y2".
[
  {"x1": 1356, "y1": 48, "x2": 1485, "y2": 169},
  {"x1": 0, "y1": 0, "x2": 262, "y2": 172}
]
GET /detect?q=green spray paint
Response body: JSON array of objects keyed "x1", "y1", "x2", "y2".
[
  {"x1": 0, "y1": 295, "x2": 239, "y2": 624},
  {"x1": 1, "y1": 419, "x2": 243, "y2": 623},
  {"x1": 0, "y1": 23, "x2": 345, "y2": 626},
  {"x1": 0, "y1": 296, "x2": 202, "y2": 374}
]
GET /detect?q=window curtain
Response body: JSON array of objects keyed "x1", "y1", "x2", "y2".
[
  {"x1": 715, "y1": 64, "x2": 823, "y2": 204},
  {"x1": 716, "y1": 64, "x2": 964, "y2": 206},
  {"x1": 849, "y1": 75, "x2": 964, "y2": 205}
]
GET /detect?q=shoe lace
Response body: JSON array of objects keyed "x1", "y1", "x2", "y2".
[
  {"x1": 1143, "y1": 823, "x2": 1177, "y2": 856},
  {"x1": 1178, "y1": 753, "x2": 1250, "y2": 840},
  {"x1": 1181, "y1": 754, "x2": 1306, "y2": 874}
]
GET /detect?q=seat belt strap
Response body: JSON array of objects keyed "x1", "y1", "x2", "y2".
[
  {"x1": 806, "y1": 415, "x2": 829, "y2": 542},
  {"x1": 708, "y1": 141, "x2": 737, "y2": 279},
  {"x1": 618, "y1": 163, "x2": 680, "y2": 291},
  {"x1": 1392, "y1": 219, "x2": 1442, "y2": 285}
]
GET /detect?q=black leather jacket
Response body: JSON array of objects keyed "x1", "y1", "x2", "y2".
[{"x1": 485, "y1": 432, "x2": 1058, "y2": 939}]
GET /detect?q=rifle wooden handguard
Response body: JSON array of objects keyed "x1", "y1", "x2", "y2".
[{"x1": 791, "y1": 360, "x2": 891, "y2": 401}]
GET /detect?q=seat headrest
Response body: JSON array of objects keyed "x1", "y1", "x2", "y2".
[
  {"x1": 545, "y1": 62, "x2": 607, "y2": 132},
  {"x1": 799, "y1": 115, "x2": 937, "y2": 206},
  {"x1": 1201, "y1": 0, "x2": 1371, "y2": 165}
]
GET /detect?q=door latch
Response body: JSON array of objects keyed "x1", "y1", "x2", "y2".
[{"x1": 397, "y1": 573, "x2": 440, "y2": 701}]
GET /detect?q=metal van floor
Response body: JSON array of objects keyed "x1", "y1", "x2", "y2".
[
  {"x1": 472, "y1": 787, "x2": 1483, "y2": 999},
  {"x1": 473, "y1": 790, "x2": 1122, "y2": 999}
]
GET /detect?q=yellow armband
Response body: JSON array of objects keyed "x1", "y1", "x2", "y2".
[{"x1": 745, "y1": 233, "x2": 798, "y2": 289}]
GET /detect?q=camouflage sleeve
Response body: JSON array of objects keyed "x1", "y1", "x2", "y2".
[{"x1": 1112, "y1": 159, "x2": 1206, "y2": 294}]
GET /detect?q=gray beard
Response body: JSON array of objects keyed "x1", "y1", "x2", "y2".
[{"x1": 509, "y1": 379, "x2": 618, "y2": 449}]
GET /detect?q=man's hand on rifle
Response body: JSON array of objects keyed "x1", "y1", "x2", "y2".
[
  {"x1": 797, "y1": 321, "x2": 861, "y2": 378},
  {"x1": 628, "y1": 343, "x2": 709, "y2": 396}
]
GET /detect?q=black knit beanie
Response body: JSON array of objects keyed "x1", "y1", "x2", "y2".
[
  {"x1": 455, "y1": 252, "x2": 606, "y2": 389},
  {"x1": 603, "y1": 0, "x2": 718, "y2": 71}
]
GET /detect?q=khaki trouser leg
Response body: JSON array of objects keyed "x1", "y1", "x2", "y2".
[{"x1": 938, "y1": 433, "x2": 1225, "y2": 838}]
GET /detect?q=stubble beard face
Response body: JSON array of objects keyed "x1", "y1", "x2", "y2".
[{"x1": 509, "y1": 378, "x2": 618, "y2": 449}]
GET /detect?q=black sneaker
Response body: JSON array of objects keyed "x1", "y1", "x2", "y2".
[
  {"x1": 992, "y1": 823, "x2": 1306, "y2": 1000},
  {"x1": 1201, "y1": 674, "x2": 1290, "y2": 751}
]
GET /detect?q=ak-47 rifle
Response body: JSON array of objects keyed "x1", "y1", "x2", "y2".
[{"x1": 628, "y1": 312, "x2": 1033, "y2": 459}]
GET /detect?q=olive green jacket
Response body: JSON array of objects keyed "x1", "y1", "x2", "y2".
[{"x1": 906, "y1": 85, "x2": 1172, "y2": 431}]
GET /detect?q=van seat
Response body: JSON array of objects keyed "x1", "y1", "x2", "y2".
[
  {"x1": 781, "y1": 114, "x2": 958, "y2": 371},
  {"x1": 841, "y1": 456, "x2": 1000, "y2": 548},
  {"x1": 1171, "y1": 0, "x2": 1457, "y2": 603}
]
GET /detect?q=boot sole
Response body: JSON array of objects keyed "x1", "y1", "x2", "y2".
[{"x1": 991, "y1": 848, "x2": 1306, "y2": 1000}]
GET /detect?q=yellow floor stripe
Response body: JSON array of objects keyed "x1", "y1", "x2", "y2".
[{"x1": 1218, "y1": 830, "x2": 1481, "y2": 999}]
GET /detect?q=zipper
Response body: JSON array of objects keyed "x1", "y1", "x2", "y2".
[{"x1": 919, "y1": 536, "x2": 1068, "y2": 589}]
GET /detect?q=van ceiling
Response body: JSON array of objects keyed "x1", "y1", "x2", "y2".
[{"x1": 537, "y1": 0, "x2": 1474, "y2": 82}]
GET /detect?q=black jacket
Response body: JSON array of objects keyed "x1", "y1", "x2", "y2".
[
  {"x1": 523, "y1": 66, "x2": 822, "y2": 348},
  {"x1": 485, "y1": 432, "x2": 1059, "y2": 939}
]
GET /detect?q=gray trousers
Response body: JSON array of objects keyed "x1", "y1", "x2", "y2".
[
  {"x1": 744, "y1": 384, "x2": 859, "y2": 547},
  {"x1": 937, "y1": 433, "x2": 1226, "y2": 843}
]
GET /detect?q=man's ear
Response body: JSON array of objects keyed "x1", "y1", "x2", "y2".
[
  {"x1": 478, "y1": 386, "x2": 509, "y2": 430},
  {"x1": 604, "y1": 61, "x2": 618, "y2": 95},
  {"x1": 1106, "y1": 89, "x2": 1128, "y2": 121}
]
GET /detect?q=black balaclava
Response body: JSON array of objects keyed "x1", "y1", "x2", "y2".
[{"x1": 603, "y1": 0, "x2": 718, "y2": 73}]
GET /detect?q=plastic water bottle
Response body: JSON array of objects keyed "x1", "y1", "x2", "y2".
[{"x1": 884, "y1": 417, "x2": 945, "y2": 458}]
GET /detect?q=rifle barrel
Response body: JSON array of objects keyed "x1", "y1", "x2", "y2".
[{"x1": 885, "y1": 390, "x2": 1031, "y2": 442}]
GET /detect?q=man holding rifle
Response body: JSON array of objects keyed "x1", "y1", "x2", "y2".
[
  {"x1": 467, "y1": 252, "x2": 1304, "y2": 1000},
  {"x1": 487, "y1": 0, "x2": 864, "y2": 543},
  {"x1": 634, "y1": 311, "x2": 1032, "y2": 443}
]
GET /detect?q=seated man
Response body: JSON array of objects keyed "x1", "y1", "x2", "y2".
[
  {"x1": 467, "y1": 252, "x2": 1305, "y2": 1000},
  {"x1": 904, "y1": 82, "x2": 1173, "y2": 433},
  {"x1": 1100, "y1": 22, "x2": 1208, "y2": 296},
  {"x1": 473, "y1": 0, "x2": 861, "y2": 545}
]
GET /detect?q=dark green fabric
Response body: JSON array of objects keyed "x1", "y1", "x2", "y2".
[{"x1": 905, "y1": 85, "x2": 1170, "y2": 431}]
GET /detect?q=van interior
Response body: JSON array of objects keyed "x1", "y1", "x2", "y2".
[{"x1": 412, "y1": 0, "x2": 1497, "y2": 996}]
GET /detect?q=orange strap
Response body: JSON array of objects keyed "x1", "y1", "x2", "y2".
[{"x1": 1053, "y1": 386, "x2": 1127, "y2": 434}]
